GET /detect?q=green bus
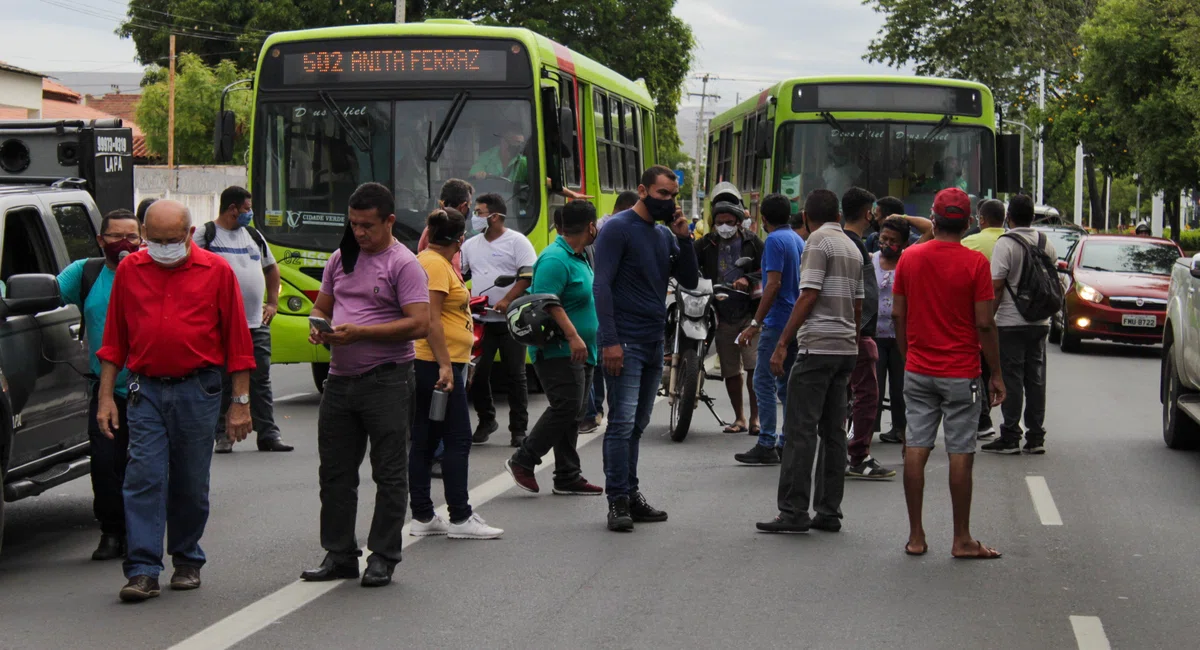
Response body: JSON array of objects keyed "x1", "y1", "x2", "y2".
[
  {"x1": 218, "y1": 20, "x2": 660, "y2": 389},
  {"x1": 704, "y1": 75, "x2": 1018, "y2": 223}
]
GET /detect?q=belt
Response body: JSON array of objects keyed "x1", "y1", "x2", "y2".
[
  {"x1": 139, "y1": 367, "x2": 217, "y2": 384},
  {"x1": 336, "y1": 361, "x2": 406, "y2": 380}
]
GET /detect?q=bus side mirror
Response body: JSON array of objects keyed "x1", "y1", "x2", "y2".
[
  {"x1": 755, "y1": 120, "x2": 774, "y2": 159},
  {"x1": 997, "y1": 133, "x2": 1021, "y2": 194},
  {"x1": 213, "y1": 110, "x2": 235, "y2": 163}
]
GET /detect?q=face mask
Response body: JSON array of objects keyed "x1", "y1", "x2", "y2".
[
  {"x1": 147, "y1": 241, "x2": 188, "y2": 266},
  {"x1": 881, "y1": 244, "x2": 903, "y2": 260},
  {"x1": 716, "y1": 224, "x2": 737, "y2": 239},
  {"x1": 642, "y1": 196, "x2": 677, "y2": 222},
  {"x1": 103, "y1": 239, "x2": 140, "y2": 266},
  {"x1": 742, "y1": 218, "x2": 753, "y2": 231},
  {"x1": 471, "y1": 215, "x2": 489, "y2": 233},
  {"x1": 236, "y1": 210, "x2": 254, "y2": 228}
]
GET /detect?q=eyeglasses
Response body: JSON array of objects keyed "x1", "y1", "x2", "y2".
[{"x1": 102, "y1": 233, "x2": 141, "y2": 243}]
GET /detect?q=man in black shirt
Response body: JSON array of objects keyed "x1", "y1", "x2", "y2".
[{"x1": 842, "y1": 188, "x2": 895, "y2": 479}]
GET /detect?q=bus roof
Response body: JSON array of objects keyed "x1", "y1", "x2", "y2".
[
  {"x1": 710, "y1": 75, "x2": 994, "y2": 129},
  {"x1": 258, "y1": 21, "x2": 655, "y2": 107}
]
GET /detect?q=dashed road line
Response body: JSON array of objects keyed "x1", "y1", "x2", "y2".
[
  {"x1": 1070, "y1": 616, "x2": 1111, "y2": 650},
  {"x1": 1026, "y1": 475, "x2": 1063, "y2": 526}
]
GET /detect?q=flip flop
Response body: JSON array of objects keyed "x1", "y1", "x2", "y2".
[
  {"x1": 749, "y1": 426, "x2": 761, "y2": 437},
  {"x1": 904, "y1": 543, "x2": 928, "y2": 556},
  {"x1": 952, "y1": 540, "x2": 1002, "y2": 560},
  {"x1": 723, "y1": 424, "x2": 748, "y2": 434}
]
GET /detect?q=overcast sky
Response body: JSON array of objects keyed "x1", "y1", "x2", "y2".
[{"x1": 2, "y1": 0, "x2": 905, "y2": 79}]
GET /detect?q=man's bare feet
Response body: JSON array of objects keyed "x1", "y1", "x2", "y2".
[{"x1": 951, "y1": 539, "x2": 1002, "y2": 559}]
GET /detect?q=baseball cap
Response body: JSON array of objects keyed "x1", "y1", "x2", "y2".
[{"x1": 932, "y1": 188, "x2": 971, "y2": 220}]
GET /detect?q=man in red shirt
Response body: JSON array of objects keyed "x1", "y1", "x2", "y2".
[
  {"x1": 892, "y1": 188, "x2": 1006, "y2": 559},
  {"x1": 97, "y1": 199, "x2": 255, "y2": 602}
]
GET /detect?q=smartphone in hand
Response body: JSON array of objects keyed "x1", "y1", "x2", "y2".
[{"x1": 308, "y1": 316, "x2": 335, "y2": 334}]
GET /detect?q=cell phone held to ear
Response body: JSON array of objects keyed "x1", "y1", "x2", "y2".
[{"x1": 308, "y1": 316, "x2": 335, "y2": 334}]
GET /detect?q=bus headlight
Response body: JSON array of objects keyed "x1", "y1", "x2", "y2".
[{"x1": 287, "y1": 296, "x2": 305, "y2": 312}]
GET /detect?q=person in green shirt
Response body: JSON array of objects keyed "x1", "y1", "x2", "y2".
[
  {"x1": 504, "y1": 200, "x2": 603, "y2": 496},
  {"x1": 469, "y1": 127, "x2": 529, "y2": 183},
  {"x1": 962, "y1": 198, "x2": 1007, "y2": 260}
]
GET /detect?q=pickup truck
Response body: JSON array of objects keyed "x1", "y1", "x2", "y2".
[
  {"x1": 1161, "y1": 253, "x2": 1200, "y2": 449},
  {"x1": 0, "y1": 184, "x2": 104, "y2": 557}
]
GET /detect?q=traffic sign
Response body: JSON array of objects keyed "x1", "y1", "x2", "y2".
[{"x1": 674, "y1": 170, "x2": 685, "y2": 186}]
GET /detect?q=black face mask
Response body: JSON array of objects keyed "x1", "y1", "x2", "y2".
[
  {"x1": 642, "y1": 196, "x2": 677, "y2": 222},
  {"x1": 881, "y1": 244, "x2": 903, "y2": 260}
]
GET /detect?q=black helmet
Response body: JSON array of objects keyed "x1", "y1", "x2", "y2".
[
  {"x1": 712, "y1": 201, "x2": 745, "y2": 222},
  {"x1": 1135, "y1": 222, "x2": 1151, "y2": 234},
  {"x1": 506, "y1": 293, "x2": 564, "y2": 347}
]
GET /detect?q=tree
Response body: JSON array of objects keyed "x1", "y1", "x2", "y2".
[
  {"x1": 120, "y1": 0, "x2": 694, "y2": 154},
  {"x1": 135, "y1": 53, "x2": 253, "y2": 165}
]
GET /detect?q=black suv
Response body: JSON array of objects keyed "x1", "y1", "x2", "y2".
[{"x1": 0, "y1": 184, "x2": 100, "y2": 557}]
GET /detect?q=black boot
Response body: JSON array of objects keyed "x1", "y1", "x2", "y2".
[
  {"x1": 607, "y1": 496, "x2": 633, "y2": 532},
  {"x1": 629, "y1": 491, "x2": 668, "y2": 523},
  {"x1": 92, "y1": 534, "x2": 126, "y2": 561}
]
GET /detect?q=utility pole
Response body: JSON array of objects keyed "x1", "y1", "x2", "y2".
[
  {"x1": 1036, "y1": 70, "x2": 1045, "y2": 205},
  {"x1": 1104, "y1": 174, "x2": 1112, "y2": 231},
  {"x1": 395, "y1": 0, "x2": 405, "y2": 23},
  {"x1": 1073, "y1": 143, "x2": 1084, "y2": 225},
  {"x1": 688, "y1": 74, "x2": 719, "y2": 219},
  {"x1": 168, "y1": 34, "x2": 176, "y2": 169}
]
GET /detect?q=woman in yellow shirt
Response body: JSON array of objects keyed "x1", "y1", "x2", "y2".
[{"x1": 410, "y1": 208, "x2": 503, "y2": 540}]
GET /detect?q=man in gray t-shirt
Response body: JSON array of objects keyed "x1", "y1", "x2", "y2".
[
  {"x1": 982, "y1": 195, "x2": 1057, "y2": 456},
  {"x1": 195, "y1": 186, "x2": 292, "y2": 453},
  {"x1": 757, "y1": 189, "x2": 862, "y2": 534}
]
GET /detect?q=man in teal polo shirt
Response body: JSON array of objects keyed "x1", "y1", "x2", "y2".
[
  {"x1": 504, "y1": 200, "x2": 603, "y2": 496},
  {"x1": 57, "y1": 208, "x2": 141, "y2": 561}
]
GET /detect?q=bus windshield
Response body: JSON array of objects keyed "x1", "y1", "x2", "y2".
[
  {"x1": 256, "y1": 96, "x2": 535, "y2": 252},
  {"x1": 773, "y1": 122, "x2": 995, "y2": 217}
]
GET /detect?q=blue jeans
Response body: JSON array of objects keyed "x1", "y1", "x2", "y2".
[
  {"x1": 602, "y1": 341, "x2": 663, "y2": 502},
  {"x1": 585, "y1": 365, "x2": 607, "y2": 420},
  {"x1": 410, "y1": 361, "x2": 472, "y2": 523},
  {"x1": 754, "y1": 327, "x2": 797, "y2": 449},
  {"x1": 123, "y1": 368, "x2": 222, "y2": 579}
]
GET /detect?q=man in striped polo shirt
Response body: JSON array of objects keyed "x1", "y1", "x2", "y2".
[{"x1": 757, "y1": 189, "x2": 863, "y2": 534}]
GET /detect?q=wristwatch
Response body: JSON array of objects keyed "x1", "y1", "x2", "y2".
[
  {"x1": 231, "y1": 394, "x2": 250, "y2": 405},
  {"x1": 749, "y1": 319, "x2": 762, "y2": 329}
]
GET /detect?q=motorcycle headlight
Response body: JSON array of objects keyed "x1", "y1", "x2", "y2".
[
  {"x1": 1076, "y1": 282, "x2": 1104, "y2": 304},
  {"x1": 681, "y1": 292, "x2": 709, "y2": 318}
]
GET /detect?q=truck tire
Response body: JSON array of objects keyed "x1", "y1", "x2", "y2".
[
  {"x1": 312, "y1": 362, "x2": 329, "y2": 393},
  {"x1": 1162, "y1": 348, "x2": 1200, "y2": 450}
]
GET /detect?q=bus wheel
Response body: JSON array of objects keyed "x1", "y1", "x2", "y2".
[{"x1": 312, "y1": 363, "x2": 330, "y2": 393}]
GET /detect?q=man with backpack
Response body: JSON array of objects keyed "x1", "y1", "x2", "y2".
[
  {"x1": 195, "y1": 186, "x2": 293, "y2": 453},
  {"x1": 981, "y1": 195, "x2": 1059, "y2": 456}
]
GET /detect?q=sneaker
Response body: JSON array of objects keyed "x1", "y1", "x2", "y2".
[
  {"x1": 755, "y1": 514, "x2": 810, "y2": 534},
  {"x1": 1023, "y1": 440, "x2": 1046, "y2": 455},
  {"x1": 510, "y1": 432, "x2": 526, "y2": 448},
  {"x1": 981, "y1": 439, "x2": 1021, "y2": 455},
  {"x1": 977, "y1": 426, "x2": 997, "y2": 439},
  {"x1": 409, "y1": 514, "x2": 449, "y2": 537},
  {"x1": 879, "y1": 429, "x2": 905, "y2": 444},
  {"x1": 734, "y1": 444, "x2": 781, "y2": 465},
  {"x1": 504, "y1": 458, "x2": 539, "y2": 493},
  {"x1": 553, "y1": 478, "x2": 603, "y2": 495},
  {"x1": 472, "y1": 419, "x2": 498, "y2": 445},
  {"x1": 214, "y1": 438, "x2": 233, "y2": 454},
  {"x1": 846, "y1": 456, "x2": 896, "y2": 480},
  {"x1": 607, "y1": 496, "x2": 634, "y2": 532},
  {"x1": 578, "y1": 416, "x2": 602, "y2": 434},
  {"x1": 810, "y1": 515, "x2": 842, "y2": 532},
  {"x1": 448, "y1": 513, "x2": 504, "y2": 539},
  {"x1": 629, "y1": 491, "x2": 668, "y2": 523}
]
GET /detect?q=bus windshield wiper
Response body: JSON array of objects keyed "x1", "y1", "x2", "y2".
[
  {"x1": 426, "y1": 91, "x2": 470, "y2": 164},
  {"x1": 318, "y1": 91, "x2": 369, "y2": 153},
  {"x1": 924, "y1": 114, "x2": 953, "y2": 142},
  {"x1": 819, "y1": 111, "x2": 843, "y2": 132}
]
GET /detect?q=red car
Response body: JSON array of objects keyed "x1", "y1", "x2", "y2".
[{"x1": 1054, "y1": 234, "x2": 1184, "y2": 352}]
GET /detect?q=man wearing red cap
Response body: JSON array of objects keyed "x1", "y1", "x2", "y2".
[{"x1": 892, "y1": 187, "x2": 1006, "y2": 559}]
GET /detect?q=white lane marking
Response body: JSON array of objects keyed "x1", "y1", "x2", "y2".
[
  {"x1": 1025, "y1": 476, "x2": 1063, "y2": 526},
  {"x1": 1070, "y1": 616, "x2": 1111, "y2": 650},
  {"x1": 274, "y1": 392, "x2": 315, "y2": 403}
]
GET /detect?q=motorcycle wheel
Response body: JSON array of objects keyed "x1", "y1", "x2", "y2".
[{"x1": 669, "y1": 348, "x2": 701, "y2": 442}]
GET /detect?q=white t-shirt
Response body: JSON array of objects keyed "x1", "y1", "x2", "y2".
[
  {"x1": 461, "y1": 228, "x2": 537, "y2": 322},
  {"x1": 991, "y1": 228, "x2": 1058, "y2": 328},
  {"x1": 194, "y1": 223, "x2": 277, "y2": 329}
]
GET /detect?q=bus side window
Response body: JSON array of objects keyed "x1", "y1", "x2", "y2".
[
  {"x1": 558, "y1": 75, "x2": 582, "y2": 189},
  {"x1": 594, "y1": 90, "x2": 613, "y2": 192}
]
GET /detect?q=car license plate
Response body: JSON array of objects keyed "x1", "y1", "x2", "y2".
[{"x1": 1122, "y1": 314, "x2": 1157, "y2": 328}]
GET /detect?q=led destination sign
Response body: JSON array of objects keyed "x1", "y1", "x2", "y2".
[{"x1": 281, "y1": 47, "x2": 509, "y2": 84}]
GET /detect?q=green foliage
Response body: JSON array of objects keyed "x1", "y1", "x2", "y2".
[
  {"x1": 120, "y1": 0, "x2": 694, "y2": 154},
  {"x1": 135, "y1": 53, "x2": 253, "y2": 165},
  {"x1": 658, "y1": 147, "x2": 694, "y2": 197}
]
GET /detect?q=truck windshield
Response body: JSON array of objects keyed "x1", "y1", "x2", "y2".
[
  {"x1": 774, "y1": 122, "x2": 995, "y2": 217},
  {"x1": 256, "y1": 97, "x2": 535, "y2": 252}
]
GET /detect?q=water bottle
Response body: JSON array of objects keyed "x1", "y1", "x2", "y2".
[{"x1": 429, "y1": 388, "x2": 449, "y2": 422}]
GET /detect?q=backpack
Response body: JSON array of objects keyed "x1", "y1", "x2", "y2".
[
  {"x1": 77, "y1": 257, "x2": 107, "y2": 344},
  {"x1": 1000, "y1": 231, "x2": 1063, "y2": 322},
  {"x1": 201, "y1": 221, "x2": 268, "y2": 258}
]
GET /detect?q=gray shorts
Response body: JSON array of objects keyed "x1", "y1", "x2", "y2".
[{"x1": 903, "y1": 372, "x2": 981, "y2": 454}]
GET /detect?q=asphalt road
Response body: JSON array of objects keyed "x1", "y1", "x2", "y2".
[{"x1": 2, "y1": 341, "x2": 1196, "y2": 650}]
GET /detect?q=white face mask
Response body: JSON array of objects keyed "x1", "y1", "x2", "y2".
[
  {"x1": 716, "y1": 224, "x2": 738, "y2": 239},
  {"x1": 742, "y1": 218, "x2": 753, "y2": 231},
  {"x1": 471, "y1": 215, "x2": 489, "y2": 233},
  {"x1": 147, "y1": 241, "x2": 188, "y2": 266}
]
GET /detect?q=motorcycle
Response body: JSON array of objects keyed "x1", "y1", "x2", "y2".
[
  {"x1": 465, "y1": 271, "x2": 521, "y2": 389},
  {"x1": 663, "y1": 257, "x2": 759, "y2": 442}
]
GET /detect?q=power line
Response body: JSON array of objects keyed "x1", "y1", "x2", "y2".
[
  {"x1": 36, "y1": 0, "x2": 262, "y2": 42},
  {"x1": 88, "y1": 0, "x2": 269, "y2": 36}
]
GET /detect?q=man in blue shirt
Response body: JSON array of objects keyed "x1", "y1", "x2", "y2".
[
  {"x1": 734, "y1": 193, "x2": 805, "y2": 465},
  {"x1": 57, "y1": 208, "x2": 141, "y2": 561},
  {"x1": 593, "y1": 165, "x2": 700, "y2": 532}
]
